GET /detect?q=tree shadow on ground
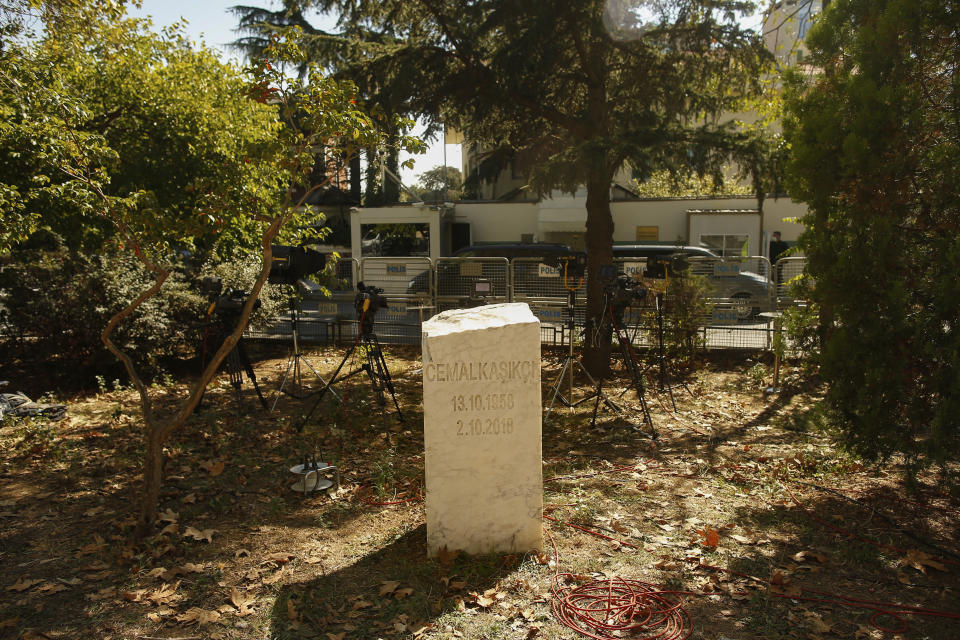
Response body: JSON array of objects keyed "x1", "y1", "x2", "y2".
[
  {"x1": 727, "y1": 485, "x2": 960, "y2": 640},
  {"x1": 266, "y1": 525, "x2": 517, "y2": 639}
]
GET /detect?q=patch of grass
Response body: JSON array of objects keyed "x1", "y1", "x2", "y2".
[{"x1": 745, "y1": 592, "x2": 794, "y2": 639}]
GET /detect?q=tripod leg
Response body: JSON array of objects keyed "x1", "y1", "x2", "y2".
[
  {"x1": 367, "y1": 334, "x2": 404, "y2": 423},
  {"x1": 297, "y1": 340, "x2": 358, "y2": 432},
  {"x1": 545, "y1": 357, "x2": 574, "y2": 419},
  {"x1": 613, "y1": 318, "x2": 658, "y2": 440},
  {"x1": 236, "y1": 339, "x2": 268, "y2": 409},
  {"x1": 227, "y1": 348, "x2": 244, "y2": 408},
  {"x1": 272, "y1": 353, "x2": 297, "y2": 410},
  {"x1": 296, "y1": 356, "x2": 342, "y2": 402},
  {"x1": 590, "y1": 377, "x2": 606, "y2": 428}
]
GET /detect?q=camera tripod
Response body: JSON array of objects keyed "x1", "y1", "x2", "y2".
[
  {"x1": 296, "y1": 305, "x2": 404, "y2": 432},
  {"x1": 272, "y1": 294, "x2": 340, "y2": 410},
  {"x1": 544, "y1": 270, "x2": 620, "y2": 420},
  {"x1": 651, "y1": 291, "x2": 690, "y2": 411},
  {"x1": 588, "y1": 295, "x2": 657, "y2": 440},
  {"x1": 197, "y1": 318, "x2": 267, "y2": 411}
]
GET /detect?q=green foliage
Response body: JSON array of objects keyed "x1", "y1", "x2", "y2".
[
  {"x1": 783, "y1": 0, "x2": 960, "y2": 471},
  {"x1": 0, "y1": 10, "x2": 282, "y2": 260},
  {"x1": 0, "y1": 242, "x2": 201, "y2": 375},
  {"x1": 413, "y1": 165, "x2": 462, "y2": 202},
  {"x1": 631, "y1": 170, "x2": 754, "y2": 198},
  {"x1": 779, "y1": 273, "x2": 820, "y2": 369},
  {"x1": 660, "y1": 274, "x2": 711, "y2": 366}
]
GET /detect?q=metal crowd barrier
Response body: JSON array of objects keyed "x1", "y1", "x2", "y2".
[{"x1": 250, "y1": 254, "x2": 809, "y2": 352}]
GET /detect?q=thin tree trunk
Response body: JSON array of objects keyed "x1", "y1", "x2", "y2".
[
  {"x1": 350, "y1": 154, "x2": 362, "y2": 204},
  {"x1": 141, "y1": 424, "x2": 165, "y2": 530}
]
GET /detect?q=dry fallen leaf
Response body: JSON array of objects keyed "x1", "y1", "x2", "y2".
[
  {"x1": 7, "y1": 578, "x2": 43, "y2": 592},
  {"x1": 380, "y1": 580, "x2": 401, "y2": 596},
  {"x1": 395, "y1": 587, "x2": 414, "y2": 599},
  {"x1": 230, "y1": 587, "x2": 256, "y2": 617},
  {"x1": 201, "y1": 460, "x2": 225, "y2": 477},
  {"x1": 146, "y1": 567, "x2": 168, "y2": 579},
  {"x1": 900, "y1": 549, "x2": 947, "y2": 574},
  {"x1": 157, "y1": 508, "x2": 179, "y2": 524},
  {"x1": 184, "y1": 526, "x2": 216, "y2": 543},
  {"x1": 792, "y1": 550, "x2": 828, "y2": 564},
  {"x1": 36, "y1": 582, "x2": 68, "y2": 595},
  {"x1": 263, "y1": 552, "x2": 295, "y2": 565},
  {"x1": 176, "y1": 607, "x2": 221, "y2": 625},
  {"x1": 261, "y1": 567, "x2": 286, "y2": 585},
  {"x1": 435, "y1": 546, "x2": 460, "y2": 565},
  {"x1": 147, "y1": 581, "x2": 182, "y2": 606},
  {"x1": 803, "y1": 611, "x2": 832, "y2": 633},
  {"x1": 696, "y1": 526, "x2": 720, "y2": 549},
  {"x1": 287, "y1": 598, "x2": 299, "y2": 622}
]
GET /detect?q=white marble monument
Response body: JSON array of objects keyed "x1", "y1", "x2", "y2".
[{"x1": 422, "y1": 303, "x2": 543, "y2": 556}]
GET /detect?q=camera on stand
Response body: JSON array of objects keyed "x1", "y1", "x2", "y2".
[
  {"x1": 267, "y1": 245, "x2": 344, "y2": 408},
  {"x1": 199, "y1": 276, "x2": 262, "y2": 326},
  {"x1": 354, "y1": 282, "x2": 388, "y2": 335},
  {"x1": 268, "y1": 245, "x2": 329, "y2": 286},
  {"x1": 544, "y1": 253, "x2": 587, "y2": 282},
  {"x1": 605, "y1": 274, "x2": 648, "y2": 322},
  {"x1": 586, "y1": 266, "x2": 657, "y2": 439},
  {"x1": 298, "y1": 280, "x2": 404, "y2": 432},
  {"x1": 195, "y1": 276, "x2": 266, "y2": 409}
]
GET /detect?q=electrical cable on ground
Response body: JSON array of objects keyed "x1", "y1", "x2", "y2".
[
  {"x1": 545, "y1": 526, "x2": 692, "y2": 640},
  {"x1": 543, "y1": 503, "x2": 960, "y2": 635}
]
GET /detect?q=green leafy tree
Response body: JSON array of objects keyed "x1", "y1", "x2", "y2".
[
  {"x1": 414, "y1": 164, "x2": 461, "y2": 202},
  {"x1": 1, "y1": 4, "x2": 421, "y2": 527},
  {"x1": 231, "y1": 2, "x2": 422, "y2": 205},
  {"x1": 0, "y1": 8, "x2": 282, "y2": 258},
  {"x1": 264, "y1": 0, "x2": 772, "y2": 374},
  {"x1": 784, "y1": 0, "x2": 960, "y2": 472}
]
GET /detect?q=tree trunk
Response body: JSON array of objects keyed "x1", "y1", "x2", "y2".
[
  {"x1": 581, "y1": 165, "x2": 615, "y2": 378},
  {"x1": 349, "y1": 154, "x2": 362, "y2": 204},
  {"x1": 384, "y1": 135, "x2": 400, "y2": 204},
  {"x1": 139, "y1": 423, "x2": 165, "y2": 532}
]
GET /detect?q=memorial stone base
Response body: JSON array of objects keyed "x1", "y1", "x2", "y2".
[{"x1": 422, "y1": 303, "x2": 542, "y2": 556}]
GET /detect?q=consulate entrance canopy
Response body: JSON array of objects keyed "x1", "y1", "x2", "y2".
[{"x1": 350, "y1": 205, "x2": 454, "y2": 261}]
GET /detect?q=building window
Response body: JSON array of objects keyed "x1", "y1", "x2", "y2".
[{"x1": 699, "y1": 234, "x2": 750, "y2": 258}]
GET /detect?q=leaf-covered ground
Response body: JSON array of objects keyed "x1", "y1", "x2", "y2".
[{"x1": 1, "y1": 345, "x2": 958, "y2": 640}]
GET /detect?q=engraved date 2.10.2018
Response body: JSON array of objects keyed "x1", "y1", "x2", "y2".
[{"x1": 456, "y1": 417, "x2": 514, "y2": 437}]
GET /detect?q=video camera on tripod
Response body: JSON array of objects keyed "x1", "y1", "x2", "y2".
[
  {"x1": 599, "y1": 271, "x2": 648, "y2": 326},
  {"x1": 268, "y1": 245, "x2": 328, "y2": 286},
  {"x1": 195, "y1": 276, "x2": 267, "y2": 409},
  {"x1": 354, "y1": 282, "x2": 388, "y2": 334},
  {"x1": 199, "y1": 276, "x2": 261, "y2": 321},
  {"x1": 544, "y1": 253, "x2": 587, "y2": 283}
]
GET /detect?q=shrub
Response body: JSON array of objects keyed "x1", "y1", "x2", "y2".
[
  {"x1": 659, "y1": 272, "x2": 711, "y2": 367},
  {"x1": 0, "y1": 244, "x2": 201, "y2": 377}
]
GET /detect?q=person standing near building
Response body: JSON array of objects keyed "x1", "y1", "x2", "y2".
[{"x1": 769, "y1": 231, "x2": 788, "y2": 263}]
